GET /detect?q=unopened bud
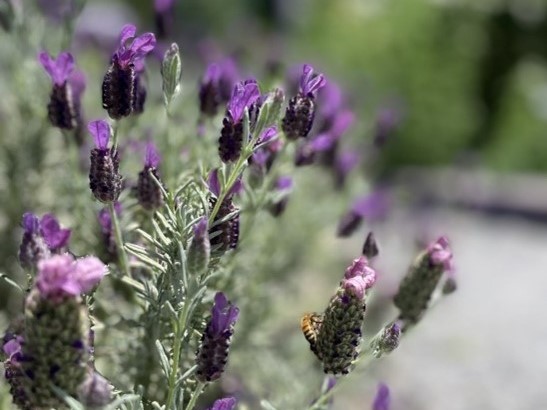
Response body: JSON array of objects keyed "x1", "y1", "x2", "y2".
[{"x1": 161, "y1": 43, "x2": 182, "y2": 107}]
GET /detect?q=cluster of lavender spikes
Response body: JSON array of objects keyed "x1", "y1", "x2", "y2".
[{"x1": 0, "y1": 3, "x2": 458, "y2": 408}]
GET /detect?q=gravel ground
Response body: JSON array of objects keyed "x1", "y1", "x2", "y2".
[{"x1": 333, "y1": 207, "x2": 547, "y2": 410}]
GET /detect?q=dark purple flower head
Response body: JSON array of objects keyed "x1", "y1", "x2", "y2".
[
  {"x1": 155, "y1": 0, "x2": 175, "y2": 13},
  {"x1": 88, "y1": 120, "x2": 111, "y2": 150},
  {"x1": 144, "y1": 141, "x2": 161, "y2": 168},
  {"x1": 209, "y1": 397, "x2": 237, "y2": 410},
  {"x1": 40, "y1": 214, "x2": 71, "y2": 250},
  {"x1": 22, "y1": 212, "x2": 40, "y2": 234},
  {"x1": 372, "y1": 383, "x2": 390, "y2": 410},
  {"x1": 36, "y1": 254, "x2": 106, "y2": 300},
  {"x1": 115, "y1": 24, "x2": 156, "y2": 69},
  {"x1": 38, "y1": 51, "x2": 74, "y2": 86},
  {"x1": 299, "y1": 64, "x2": 326, "y2": 97},
  {"x1": 427, "y1": 236, "x2": 454, "y2": 272},
  {"x1": 228, "y1": 80, "x2": 260, "y2": 122},
  {"x1": 210, "y1": 292, "x2": 239, "y2": 337},
  {"x1": 351, "y1": 190, "x2": 391, "y2": 221}
]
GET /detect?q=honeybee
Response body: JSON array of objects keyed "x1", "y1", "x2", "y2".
[{"x1": 300, "y1": 312, "x2": 323, "y2": 359}]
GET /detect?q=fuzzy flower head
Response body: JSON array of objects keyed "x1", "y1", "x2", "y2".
[
  {"x1": 115, "y1": 24, "x2": 156, "y2": 69},
  {"x1": 38, "y1": 51, "x2": 74, "y2": 86},
  {"x1": 227, "y1": 80, "x2": 260, "y2": 122},
  {"x1": 299, "y1": 64, "x2": 326, "y2": 97},
  {"x1": 209, "y1": 397, "x2": 237, "y2": 410},
  {"x1": 342, "y1": 256, "x2": 377, "y2": 299},
  {"x1": 144, "y1": 141, "x2": 161, "y2": 168},
  {"x1": 36, "y1": 254, "x2": 106, "y2": 300},
  {"x1": 427, "y1": 236, "x2": 454, "y2": 272},
  {"x1": 372, "y1": 383, "x2": 390, "y2": 410},
  {"x1": 210, "y1": 292, "x2": 240, "y2": 337},
  {"x1": 88, "y1": 120, "x2": 111, "y2": 150}
]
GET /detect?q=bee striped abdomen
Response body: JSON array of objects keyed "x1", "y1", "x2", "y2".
[{"x1": 300, "y1": 312, "x2": 323, "y2": 360}]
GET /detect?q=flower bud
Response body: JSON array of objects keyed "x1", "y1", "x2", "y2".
[
  {"x1": 188, "y1": 217, "x2": 210, "y2": 275},
  {"x1": 162, "y1": 43, "x2": 182, "y2": 107}
]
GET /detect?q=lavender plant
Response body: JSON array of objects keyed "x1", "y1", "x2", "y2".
[{"x1": 0, "y1": 2, "x2": 458, "y2": 409}]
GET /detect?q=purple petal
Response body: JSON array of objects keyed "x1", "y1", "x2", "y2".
[
  {"x1": 22, "y1": 212, "x2": 40, "y2": 234},
  {"x1": 38, "y1": 51, "x2": 75, "y2": 85},
  {"x1": 119, "y1": 24, "x2": 137, "y2": 47},
  {"x1": 36, "y1": 254, "x2": 79, "y2": 298},
  {"x1": 258, "y1": 125, "x2": 278, "y2": 145},
  {"x1": 130, "y1": 33, "x2": 156, "y2": 60},
  {"x1": 3, "y1": 338, "x2": 22, "y2": 359},
  {"x1": 342, "y1": 276, "x2": 368, "y2": 299},
  {"x1": 299, "y1": 64, "x2": 326, "y2": 96},
  {"x1": 309, "y1": 134, "x2": 334, "y2": 152},
  {"x1": 209, "y1": 397, "x2": 237, "y2": 410},
  {"x1": 144, "y1": 142, "x2": 161, "y2": 168},
  {"x1": 276, "y1": 176, "x2": 293, "y2": 191},
  {"x1": 203, "y1": 63, "x2": 221, "y2": 85},
  {"x1": 207, "y1": 169, "x2": 221, "y2": 197},
  {"x1": 372, "y1": 383, "x2": 390, "y2": 410},
  {"x1": 88, "y1": 120, "x2": 110, "y2": 149},
  {"x1": 40, "y1": 214, "x2": 71, "y2": 250},
  {"x1": 68, "y1": 69, "x2": 86, "y2": 100},
  {"x1": 72, "y1": 256, "x2": 107, "y2": 294},
  {"x1": 211, "y1": 292, "x2": 240, "y2": 336},
  {"x1": 228, "y1": 80, "x2": 260, "y2": 122},
  {"x1": 228, "y1": 176, "x2": 244, "y2": 197}
]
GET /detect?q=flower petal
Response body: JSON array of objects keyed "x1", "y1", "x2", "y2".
[{"x1": 88, "y1": 120, "x2": 111, "y2": 149}]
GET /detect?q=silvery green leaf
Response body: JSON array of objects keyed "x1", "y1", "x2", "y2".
[{"x1": 161, "y1": 43, "x2": 182, "y2": 107}]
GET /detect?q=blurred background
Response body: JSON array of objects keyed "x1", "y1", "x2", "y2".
[{"x1": 1, "y1": 0, "x2": 547, "y2": 408}]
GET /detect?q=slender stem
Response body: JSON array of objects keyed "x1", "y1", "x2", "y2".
[
  {"x1": 166, "y1": 300, "x2": 191, "y2": 409},
  {"x1": 184, "y1": 382, "x2": 205, "y2": 410},
  {"x1": 209, "y1": 155, "x2": 247, "y2": 223},
  {"x1": 111, "y1": 120, "x2": 120, "y2": 149},
  {"x1": 108, "y1": 202, "x2": 131, "y2": 278}
]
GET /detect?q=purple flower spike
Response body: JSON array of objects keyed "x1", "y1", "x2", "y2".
[
  {"x1": 209, "y1": 397, "x2": 237, "y2": 410},
  {"x1": 88, "y1": 120, "x2": 111, "y2": 150},
  {"x1": 228, "y1": 80, "x2": 260, "y2": 122},
  {"x1": 36, "y1": 254, "x2": 106, "y2": 300},
  {"x1": 144, "y1": 142, "x2": 161, "y2": 168},
  {"x1": 22, "y1": 212, "x2": 40, "y2": 234},
  {"x1": 40, "y1": 214, "x2": 71, "y2": 250},
  {"x1": 372, "y1": 383, "x2": 390, "y2": 410},
  {"x1": 38, "y1": 51, "x2": 74, "y2": 86},
  {"x1": 115, "y1": 24, "x2": 156, "y2": 68},
  {"x1": 300, "y1": 64, "x2": 326, "y2": 97},
  {"x1": 207, "y1": 169, "x2": 221, "y2": 197},
  {"x1": 210, "y1": 292, "x2": 240, "y2": 337}
]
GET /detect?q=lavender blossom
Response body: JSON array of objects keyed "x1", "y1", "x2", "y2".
[
  {"x1": 88, "y1": 120, "x2": 122, "y2": 203},
  {"x1": 137, "y1": 142, "x2": 164, "y2": 210},
  {"x1": 40, "y1": 213, "x2": 71, "y2": 251},
  {"x1": 188, "y1": 217, "x2": 211, "y2": 275},
  {"x1": 2, "y1": 336, "x2": 29, "y2": 409},
  {"x1": 394, "y1": 236, "x2": 454, "y2": 324},
  {"x1": 218, "y1": 80, "x2": 260, "y2": 163},
  {"x1": 282, "y1": 64, "x2": 326, "y2": 140},
  {"x1": 39, "y1": 51, "x2": 84, "y2": 130},
  {"x1": 102, "y1": 25, "x2": 156, "y2": 119},
  {"x1": 372, "y1": 383, "x2": 390, "y2": 410},
  {"x1": 196, "y1": 292, "x2": 240, "y2": 382},
  {"x1": 314, "y1": 256, "x2": 377, "y2": 374},
  {"x1": 209, "y1": 397, "x2": 237, "y2": 410}
]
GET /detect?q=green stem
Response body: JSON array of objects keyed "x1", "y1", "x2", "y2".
[
  {"x1": 185, "y1": 382, "x2": 205, "y2": 410},
  {"x1": 111, "y1": 120, "x2": 120, "y2": 150},
  {"x1": 166, "y1": 300, "x2": 191, "y2": 409},
  {"x1": 108, "y1": 202, "x2": 130, "y2": 278}
]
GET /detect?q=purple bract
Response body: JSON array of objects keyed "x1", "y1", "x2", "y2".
[
  {"x1": 40, "y1": 214, "x2": 71, "y2": 250},
  {"x1": 114, "y1": 24, "x2": 156, "y2": 69},
  {"x1": 372, "y1": 383, "x2": 390, "y2": 410},
  {"x1": 88, "y1": 120, "x2": 111, "y2": 150},
  {"x1": 227, "y1": 80, "x2": 260, "y2": 123},
  {"x1": 299, "y1": 64, "x2": 326, "y2": 97},
  {"x1": 144, "y1": 142, "x2": 161, "y2": 168},
  {"x1": 38, "y1": 51, "x2": 74, "y2": 86},
  {"x1": 209, "y1": 292, "x2": 239, "y2": 337}
]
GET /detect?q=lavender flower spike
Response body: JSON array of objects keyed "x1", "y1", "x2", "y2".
[
  {"x1": 137, "y1": 142, "x2": 164, "y2": 210},
  {"x1": 209, "y1": 397, "x2": 237, "y2": 410},
  {"x1": 115, "y1": 24, "x2": 156, "y2": 69},
  {"x1": 40, "y1": 213, "x2": 71, "y2": 250},
  {"x1": 219, "y1": 80, "x2": 260, "y2": 163},
  {"x1": 372, "y1": 383, "x2": 390, "y2": 410},
  {"x1": 196, "y1": 292, "x2": 240, "y2": 382}
]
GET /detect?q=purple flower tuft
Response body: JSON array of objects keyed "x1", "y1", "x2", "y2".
[
  {"x1": 342, "y1": 256, "x2": 376, "y2": 299},
  {"x1": 38, "y1": 51, "x2": 74, "y2": 86},
  {"x1": 36, "y1": 254, "x2": 106, "y2": 300},
  {"x1": 210, "y1": 292, "x2": 240, "y2": 337},
  {"x1": 372, "y1": 383, "x2": 390, "y2": 410},
  {"x1": 209, "y1": 397, "x2": 237, "y2": 410},
  {"x1": 40, "y1": 214, "x2": 71, "y2": 250},
  {"x1": 227, "y1": 80, "x2": 260, "y2": 122},
  {"x1": 299, "y1": 64, "x2": 326, "y2": 97},
  {"x1": 115, "y1": 24, "x2": 156, "y2": 68},
  {"x1": 144, "y1": 142, "x2": 161, "y2": 168},
  {"x1": 88, "y1": 120, "x2": 111, "y2": 150}
]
